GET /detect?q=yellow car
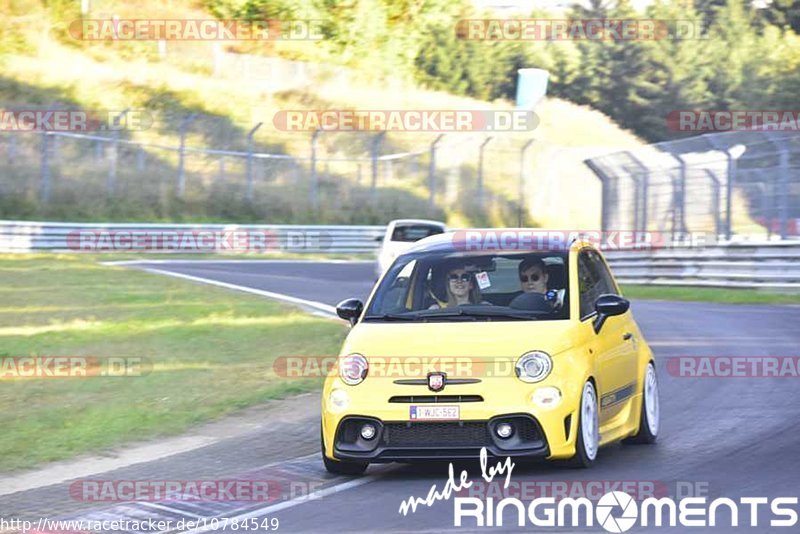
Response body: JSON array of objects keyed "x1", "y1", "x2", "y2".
[{"x1": 321, "y1": 232, "x2": 659, "y2": 474}]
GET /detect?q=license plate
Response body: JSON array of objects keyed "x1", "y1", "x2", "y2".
[{"x1": 409, "y1": 405, "x2": 460, "y2": 421}]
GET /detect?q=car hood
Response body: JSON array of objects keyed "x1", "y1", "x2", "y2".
[{"x1": 341, "y1": 320, "x2": 577, "y2": 359}]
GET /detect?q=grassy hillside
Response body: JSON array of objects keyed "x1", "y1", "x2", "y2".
[{"x1": 0, "y1": 0, "x2": 643, "y2": 227}]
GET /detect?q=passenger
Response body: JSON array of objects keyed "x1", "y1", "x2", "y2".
[
  {"x1": 518, "y1": 256, "x2": 549, "y2": 294},
  {"x1": 429, "y1": 265, "x2": 483, "y2": 308}
]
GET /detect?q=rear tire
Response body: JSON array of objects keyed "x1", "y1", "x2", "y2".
[
  {"x1": 570, "y1": 380, "x2": 599, "y2": 468},
  {"x1": 626, "y1": 362, "x2": 659, "y2": 444},
  {"x1": 321, "y1": 423, "x2": 368, "y2": 476}
]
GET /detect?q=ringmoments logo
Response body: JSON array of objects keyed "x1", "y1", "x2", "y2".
[
  {"x1": 397, "y1": 448, "x2": 798, "y2": 530},
  {"x1": 453, "y1": 491, "x2": 799, "y2": 530}
]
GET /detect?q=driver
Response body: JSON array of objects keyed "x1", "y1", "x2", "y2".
[
  {"x1": 516, "y1": 256, "x2": 564, "y2": 311},
  {"x1": 518, "y1": 257, "x2": 549, "y2": 294}
]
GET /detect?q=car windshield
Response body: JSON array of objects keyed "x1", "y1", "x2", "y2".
[
  {"x1": 364, "y1": 251, "x2": 569, "y2": 322},
  {"x1": 391, "y1": 224, "x2": 444, "y2": 242}
]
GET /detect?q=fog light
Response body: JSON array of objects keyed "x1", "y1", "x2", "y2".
[
  {"x1": 360, "y1": 423, "x2": 377, "y2": 440},
  {"x1": 496, "y1": 422, "x2": 514, "y2": 439},
  {"x1": 328, "y1": 388, "x2": 349, "y2": 413},
  {"x1": 532, "y1": 386, "x2": 562, "y2": 409}
]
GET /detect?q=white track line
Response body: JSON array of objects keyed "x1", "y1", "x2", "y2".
[
  {"x1": 177, "y1": 476, "x2": 377, "y2": 534},
  {"x1": 130, "y1": 266, "x2": 338, "y2": 318},
  {"x1": 137, "y1": 501, "x2": 207, "y2": 520}
]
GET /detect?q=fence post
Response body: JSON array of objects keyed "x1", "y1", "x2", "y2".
[
  {"x1": 584, "y1": 159, "x2": 611, "y2": 234},
  {"x1": 310, "y1": 130, "x2": 320, "y2": 212},
  {"x1": 708, "y1": 137, "x2": 739, "y2": 241},
  {"x1": 778, "y1": 148, "x2": 790, "y2": 239},
  {"x1": 8, "y1": 134, "x2": 17, "y2": 164},
  {"x1": 671, "y1": 154, "x2": 689, "y2": 241},
  {"x1": 478, "y1": 136, "x2": 492, "y2": 210},
  {"x1": 371, "y1": 132, "x2": 385, "y2": 202},
  {"x1": 428, "y1": 134, "x2": 445, "y2": 210},
  {"x1": 724, "y1": 149, "x2": 736, "y2": 240},
  {"x1": 40, "y1": 133, "x2": 51, "y2": 203},
  {"x1": 107, "y1": 108, "x2": 129, "y2": 197},
  {"x1": 176, "y1": 114, "x2": 197, "y2": 198},
  {"x1": 705, "y1": 170, "x2": 722, "y2": 237},
  {"x1": 518, "y1": 139, "x2": 534, "y2": 227},
  {"x1": 246, "y1": 122, "x2": 263, "y2": 201}
]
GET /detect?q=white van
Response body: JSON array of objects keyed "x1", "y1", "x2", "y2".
[{"x1": 376, "y1": 219, "x2": 446, "y2": 277}]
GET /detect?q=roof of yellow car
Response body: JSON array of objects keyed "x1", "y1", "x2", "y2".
[{"x1": 405, "y1": 229, "x2": 598, "y2": 255}]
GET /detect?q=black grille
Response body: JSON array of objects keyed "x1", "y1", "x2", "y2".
[
  {"x1": 388, "y1": 395, "x2": 483, "y2": 403},
  {"x1": 383, "y1": 422, "x2": 491, "y2": 447},
  {"x1": 517, "y1": 417, "x2": 542, "y2": 442}
]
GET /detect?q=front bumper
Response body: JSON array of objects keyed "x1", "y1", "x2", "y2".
[{"x1": 332, "y1": 413, "x2": 550, "y2": 462}]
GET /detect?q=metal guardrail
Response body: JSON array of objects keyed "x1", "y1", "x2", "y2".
[
  {"x1": 2, "y1": 221, "x2": 799, "y2": 290},
  {"x1": 605, "y1": 242, "x2": 800, "y2": 290},
  {"x1": 0, "y1": 221, "x2": 385, "y2": 254}
]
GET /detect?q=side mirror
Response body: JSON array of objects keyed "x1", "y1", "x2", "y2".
[
  {"x1": 336, "y1": 298, "x2": 364, "y2": 326},
  {"x1": 592, "y1": 294, "x2": 630, "y2": 334},
  {"x1": 374, "y1": 235, "x2": 384, "y2": 242}
]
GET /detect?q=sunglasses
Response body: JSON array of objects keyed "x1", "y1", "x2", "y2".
[
  {"x1": 520, "y1": 273, "x2": 542, "y2": 283},
  {"x1": 448, "y1": 273, "x2": 471, "y2": 282}
]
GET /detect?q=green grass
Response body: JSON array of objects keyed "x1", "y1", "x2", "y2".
[
  {"x1": 0, "y1": 254, "x2": 347, "y2": 473},
  {"x1": 622, "y1": 285, "x2": 800, "y2": 305}
]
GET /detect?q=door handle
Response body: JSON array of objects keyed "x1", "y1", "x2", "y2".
[{"x1": 623, "y1": 332, "x2": 633, "y2": 341}]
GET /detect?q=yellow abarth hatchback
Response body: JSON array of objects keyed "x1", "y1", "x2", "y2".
[{"x1": 321, "y1": 232, "x2": 659, "y2": 474}]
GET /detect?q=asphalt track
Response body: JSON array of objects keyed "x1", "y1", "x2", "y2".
[{"x1": 5, "y1": 260, "x2": 800, "y2": 533}]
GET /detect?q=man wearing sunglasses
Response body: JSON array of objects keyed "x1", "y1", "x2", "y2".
[{"x1": 518, "y1": 256, "x2": 549, "y2": 294}]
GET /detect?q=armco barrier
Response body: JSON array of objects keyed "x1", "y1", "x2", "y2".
[
  {"x1": 1, "y1": 221, "x2": 798, "y2": 290},
  {"x1": 0, "y1": 221, "x2": 385, "y2": 254},
  {"x1": 605, "y1": 241, "x2": 800, "y2": 290}
]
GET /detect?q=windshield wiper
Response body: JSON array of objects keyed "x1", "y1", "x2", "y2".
[
  {"x1": 361, "y1": 313, "x2": 418, "y2": 322},
  {"x1": 416, "y1": 307, "x2": 540, "y2": 321}
]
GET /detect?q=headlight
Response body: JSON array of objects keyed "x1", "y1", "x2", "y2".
[
  {"x1": 328, "y1": 389, "x2": 350, "y2": 412},
  {"x1": 515, "y1": 351, "x2": 552, "y2": 383},
  {"x1": 339, "y1": 353, "x2": 368, "y2": 385}
]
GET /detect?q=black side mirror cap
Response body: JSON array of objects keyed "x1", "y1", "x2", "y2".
[
  {"x1": 374, "y1": 235, "x2": 384, "y2": 242},
  {"x1": 336, "y1": 298, "x2": 364, "y2": 326},
  {"x1": 593, "y1": 294, "x2": 630, "y2": 333}
]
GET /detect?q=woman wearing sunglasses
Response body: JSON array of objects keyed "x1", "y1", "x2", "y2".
[{"x1": 428, "y1": 264, "x2": 484, "y2": 309}]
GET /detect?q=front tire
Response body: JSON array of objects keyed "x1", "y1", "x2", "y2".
[
  {"x1": 321, "y1": 424, "x2": 368, "y2": 475},
  {"x1": 570, "y1": 380, "x2": 600, "y2": 468},
  {"x1": 626, "y1": 362, "x2": 659, "y2": 444}
]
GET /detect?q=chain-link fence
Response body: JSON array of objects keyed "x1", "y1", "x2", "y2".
[
  {"x1": 0, "y1": 125, "x2": 545, "y2": 226},
  {"x1": 585, "y1": 131, "x2": 800, "y2": 240}
]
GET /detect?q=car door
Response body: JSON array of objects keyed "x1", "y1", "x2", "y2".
[{"x1": 577, "y1": 249, "x2": 638, "y2": 424}]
